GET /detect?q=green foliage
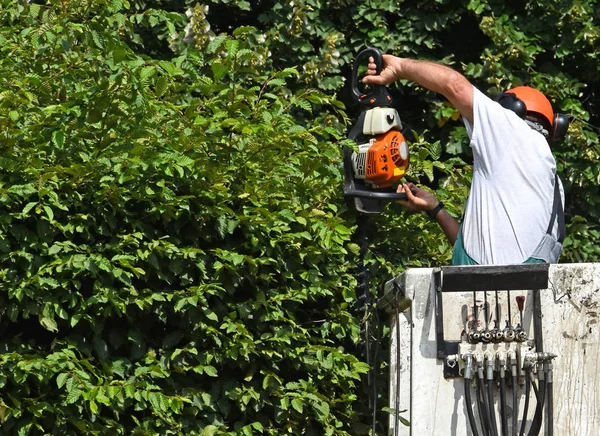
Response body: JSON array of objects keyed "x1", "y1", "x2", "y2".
[{"x1": 0, "y1": 1, "x2": 366, "y2": 434}]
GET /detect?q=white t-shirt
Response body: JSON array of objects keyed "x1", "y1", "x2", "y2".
[{"x1": 461, "y1": 86, "x2": 563, "y2": 265}]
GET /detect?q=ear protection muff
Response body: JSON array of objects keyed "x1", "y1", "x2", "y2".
[
  {"x1": 552, "y1": 113, "x2": 569, "y2": 141},
  {"x1": 494, "y1": 91, "x2": 570, "y2": 141},
  {"x1": 494, "y1": 92, "x2": 527, "y2": 118}
]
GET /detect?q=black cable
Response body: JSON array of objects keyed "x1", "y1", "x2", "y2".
[
  {"x1": 544, "y1": 360, "x2": 554, "y2": 436},
  {"x1": 482, "y1": 294, "x2": 492, "y2": 343},
  {"x1": 493, "y1": 291, "x2": 502, "y2": 343},
  {"x1": 528, "y1": 369, "x2": 540, "y2": 402},
  {"x1": 495, "y1": 291, "x2": 501, "y2": 327},
  {"x1": 353, "y1": 215, "x2": 380, "y2": 436},
  {"x1": 511, "y1": 373, "x2": 518, "y2": 436},
  {"x1": 477, "y1": 370, "x2": 491, "y2": 436},
  {"x1": 465, "y1": 377, "x2": 482, "y2": 436},
  {"x1": 371, "y1": 306, "x2": 381, "y2": 436},
  {"x1": 484, "y1": 292, "x2": 490, "y2": 330},
  {"x1": 518, "y1": 375, "x2": 531, "y2": 436},
  {"x1": 487, "y1": 376, "x2": 499, "y2": 436},
  {"x1": 477, "y1": 368, "x2": 492, "y2": 436},
  {"x1": 527, "y1": 365, "x2": 546, "y2": 436},
  {"x1": 394, "y1": 291, "x2": 401, "y2": 436},
  {"x1": 528, "y1": 381, "x2": 545, "y2": 436},
  {"x1": 499, "y1": 369, "x2": 508, "y2": 436},
  {"x1": 473, "y1": 291, "x2": 478, "y2": 327},
  {"x1": 547, "y1": 365, "x2": 553, "y2": 436},
  {"x1": 507, "y1": 289, "x2": 512, "y2": 327}
]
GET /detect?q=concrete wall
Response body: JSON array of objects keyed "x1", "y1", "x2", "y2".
[{"x1": 383, "y1": 263, "x2": 600, "y2": 436}]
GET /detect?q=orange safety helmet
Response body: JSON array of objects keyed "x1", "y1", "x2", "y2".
[
  {"x1": 505, "y1": 86, "x2": 554, "y2": 126},
  {"x1": 496, "y1": 86, "x2": 569, "y2": 140}
]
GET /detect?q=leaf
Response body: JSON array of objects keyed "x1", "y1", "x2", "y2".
[
  {"x1": 91, "y1": 31, "x2": 105, "y2": 49},
  {"x1": 139, "y1": 66, "x2": 155, "y2": 82},
  {"x1": 429, "y1": 141, "x2": 442, "y2": 160},
  {"x1": 201, "y1": 425, "x2": 219, "y2": 436},
  {"x1": 280, "y1": 397, "x2": 289, "y2": 410},
  {"x1": 203, "y1": 308, "x2": 218, "y2": 322},
  {"x1": 65, "y1": 388, "x2": 82, "y2": 404},
  {"x1": 291, "y1": 398, "x2": 303, "y2": 413},
  {"x1": 293, "y1": 98, "x2": 312, "y2": 112},
  {"x1": 52, "y1": 130, "x2": 65, "y2": 148},
  {"x1": 89, "y1": 400, "x2": 99, "y2": 414},
  {"x1": 158, "y1": 60, "x2": 180, "y2": 76},
  {"x1": 203, "y1": 366, "x2": 218, "y2": 377},
  {"x1": 225, "y1": 39, "x2": 239, "y2": 58},
  {"x1": 29, "y1": 3, "x2": 41, "y2": 18},
  {"x1": 43, "y1": 205, "x2": 54, "y2": 221},
  {"x1": 56, "y1": 373, "x2": 68, "y2": 389},
  {"x1": 155, "y1": 76, "x2": 169, "y2": 96},
  {"x1": 207, "y1": 34, "x2": 227, "y2": 54},
  {"x1": 423, "y1": 160, "x2": 434, "y2": 182},
  {"x1": 39, "y1": 316, "x2": 58, "y2": 332},
  {"x1": 211, "y1": 62, "x2": 228, "y2": 82},
  {"x1": 22, "y1": 202, "x2": 37, "y2": 215}
]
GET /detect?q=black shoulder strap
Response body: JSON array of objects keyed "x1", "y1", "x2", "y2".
[
  {"x1": 348, "y1": 111, "x2": 366, "y2": 141},
  {"x1": 546, "y1": 174, "x2": 565, "y2": 243}
]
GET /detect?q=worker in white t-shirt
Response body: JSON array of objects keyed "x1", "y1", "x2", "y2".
[{"x1": 363, "y1": 55, "x2": 567, "y2": 265}]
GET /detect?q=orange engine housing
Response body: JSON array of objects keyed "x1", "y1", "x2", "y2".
[{"x1": 364, "y1": 130, "x2": 410, "y2": 188}]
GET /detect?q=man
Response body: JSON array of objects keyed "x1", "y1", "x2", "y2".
[{"x1": 363, "y1": 54, "x2": 566, "y2": 265}]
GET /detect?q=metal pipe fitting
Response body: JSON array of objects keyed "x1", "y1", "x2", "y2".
[
  {"x1": 486, "y1": 355, "x2": 494, "y2": 381},
  {"x1": 515, "y1": 329, "x2": 528, "y2": 342},
  {"x1": 503, "y1": 327, "x2": 515, "y2": 342},
  {"x1": 481, "y1": 330, "x2": 492, "y2": 343},
  {"x1": 509, "y1": 351, "x2": 518, "y2": 378},
  {"x1": 464, "y1": 354, "x2": 474, "y2": 380},
  {"x1": 469, "y1": 330, "x2": 481, "y2": 343},
  {"x1": 492, "y1": 329, "x2": 504, "y2": 343}
]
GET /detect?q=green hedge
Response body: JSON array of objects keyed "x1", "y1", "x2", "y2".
[{"x1": 0, "y1": 3, "x2": 375, "y2": 434}]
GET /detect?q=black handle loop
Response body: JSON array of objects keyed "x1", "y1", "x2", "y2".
[{"x1": 351, "y1": 47, "x2": 391, "y2": 106}]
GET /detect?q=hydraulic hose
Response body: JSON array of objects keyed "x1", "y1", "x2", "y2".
[
  {"x1": 487, "y1": 377, "x2": 499, "y2": 436},
  {"x1": 464, "y1": 355, "x2": 482, "y2": 436},
  {"x1": 465, "y1": 381, "x2": 481, "y2": 436},
  {"x1": 486, "y1": 358, "x2": 499, "y2": 436},
  {"x1": 518, "y1": 373, "x2": 531, "y2": 436},
  {"x1": 546, "y1": 362, "x2": 554, "y2": 436},
  {"x1": 529, "y1": 380, "x2": 546, "y2": 436},
  {"x1": 529, "y1": 369, "x2": 540, "y2": 403},
  {"x1": 510, "y1": 353, "x2": 518, "y2": 436},
  {"x1": 477, "y1": 363, "x2": 492, "y2": 436},
  {"x1": 499, "y1": 367, "x2": 508, "y2": 436},
  {"x1": 394, "y1": 292, "x2": 401, "y2": 436},
  {"x1": 511, "y1": 372, "x2": 518, "y2": 436},
  {"x1": 527, "y1": 362, "x2": 546, "y2": 436}
]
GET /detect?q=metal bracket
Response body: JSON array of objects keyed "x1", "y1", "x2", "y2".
[{"x1": 377, "y1": 277, "x2": 411, "y2": 313}]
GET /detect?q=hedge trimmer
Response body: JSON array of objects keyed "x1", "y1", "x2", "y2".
[
  {"x1": 343, "y1": 47, "x2": 411, "y2": 433},
  {"x1": 343, "y1": 47, "x2": 409, "y2": 214}
]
